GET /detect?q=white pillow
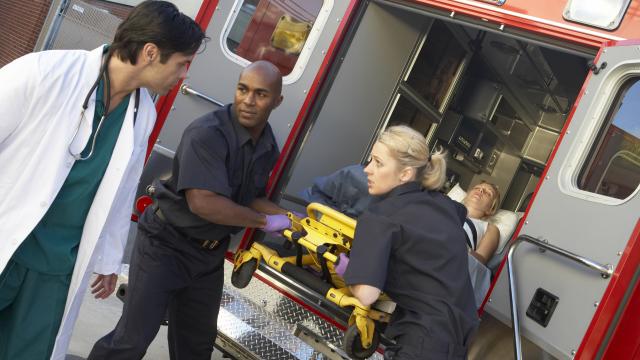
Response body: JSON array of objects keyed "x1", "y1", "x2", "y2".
[
  {"x1": 447, "y1": 184, "x2": 518, "y2": 250},
  {"x1": 488, "y1": 209, "x2": 519, "y2": 250},
  {"x1": 447, "y1": 183, "x2": 467, "y2": 202}
]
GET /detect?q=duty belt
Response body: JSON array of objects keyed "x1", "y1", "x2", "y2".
[{"x1": 153, "y1": 206, "x2": 223, "y2": 250}]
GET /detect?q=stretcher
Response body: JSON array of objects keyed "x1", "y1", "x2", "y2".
[{"x1": 232, "y1": 203, "x2": 391, "y2": 359}]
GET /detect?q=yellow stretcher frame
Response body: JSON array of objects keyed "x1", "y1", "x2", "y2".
[{"x1": 232, "y1": 203, "x2": 390, "y2": 359}]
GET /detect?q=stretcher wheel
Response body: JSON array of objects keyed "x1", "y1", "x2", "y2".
[
  {"x1": 231, "y1": 258, "x2": 257, "y2": 289},
  {"x1": 343, "y1": 324, "x2": 380, "y2": 359},
  {"x1": 116, "y1": 283, "x2": 127, "y2": 303}
]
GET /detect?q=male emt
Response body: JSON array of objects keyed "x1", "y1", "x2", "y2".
[{"x1": 90, "y1": 61, "x2": 292, "y2": 360}]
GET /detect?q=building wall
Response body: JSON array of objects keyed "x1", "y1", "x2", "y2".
[
  {"x1": 82, "y1": 0, "x2": 133, "y2": 19},
  {"x1": 110, "y1": 0, "x2": 201, "y2": 18},
  {"x1": 1, "y1": 0, "x2": 199, "y2": 67},
  {"x1": 0, "y1": 0, "x2": 52, "y2": 67}
]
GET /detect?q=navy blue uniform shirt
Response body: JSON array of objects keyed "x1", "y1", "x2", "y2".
[
  {"x1": 344, "y1": 181, "x2": 478, "y2": 347},
  {"x1": 153, "y1": 104, "x2": 279, "y2": 240}
]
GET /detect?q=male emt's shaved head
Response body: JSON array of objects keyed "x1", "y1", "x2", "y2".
[
  {"x1": 240, "y1": 60, "x2": 283, "y2": 96},
  {"x1": 234, "y1": 60, "x2": 284, "y2": 139}
]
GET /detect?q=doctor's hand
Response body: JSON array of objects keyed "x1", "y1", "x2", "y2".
[{"x1": 91, "y1": 273, "x2": 118, "y2": 299}]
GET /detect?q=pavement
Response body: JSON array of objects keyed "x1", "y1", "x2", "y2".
[{"x1": 66, "y1": 274, "x2": 226, "y2": 360}]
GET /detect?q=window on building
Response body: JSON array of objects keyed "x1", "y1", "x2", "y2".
[
  {"x1": 578, "y1": 77, "x2": 640, "y2": 199},
  {"x1": 225, "y1": 0, "x2": 324, "y2": 77}
]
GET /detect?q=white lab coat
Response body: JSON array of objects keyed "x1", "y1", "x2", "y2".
[{"x1": 0, "y1": 46, "x2": 156, "y2": 359}]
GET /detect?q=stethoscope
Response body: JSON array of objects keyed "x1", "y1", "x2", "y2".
[{"x1": 68, "y1": 54, "x2": 140, "y2": 161}]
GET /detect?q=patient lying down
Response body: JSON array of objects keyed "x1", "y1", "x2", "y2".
[{"x1": 461, "y1": 181, "x2": 501, "y2": 265}]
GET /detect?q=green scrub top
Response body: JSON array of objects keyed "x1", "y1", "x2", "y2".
[{"x1": 12, "y1": 76, "x2": 131, "y2": 275}]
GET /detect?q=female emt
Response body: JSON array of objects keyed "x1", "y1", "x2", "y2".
[{"x1": 342, "y1": 125, "x2": 478, "y2": 359}]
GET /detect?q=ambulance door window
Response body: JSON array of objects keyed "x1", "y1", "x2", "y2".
[
  {"x1": 223, "y1": 0, "x2": 326, "y2": 80},
  {"x1": 578, "y1": 77, "x2": 640, "y2": 199}
]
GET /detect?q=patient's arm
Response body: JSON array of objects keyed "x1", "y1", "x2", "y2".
[
  {"x1": 349, "y1": 284, "x2": 381, "y2": 306},
  {"x1": 472, "y1": 223, "x2": 500, "y2": 264}
]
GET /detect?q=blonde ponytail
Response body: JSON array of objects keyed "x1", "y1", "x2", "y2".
[
  {"x1": 377, "y1": 125, "x2": 448, "y2": 191},
  {"x1": 420, "y1": 148, "x2": 447, "y2": 190}
]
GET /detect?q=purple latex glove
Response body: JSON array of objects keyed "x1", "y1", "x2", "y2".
[
  {"x1": 334, "y1": 253, "x2": 350, "y2": 277},
  {"x1": 263, "y1": 214, "x2": 292, "y2": 233}
]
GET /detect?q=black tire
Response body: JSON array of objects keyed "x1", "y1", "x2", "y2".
[
  {"x1": 343, "y1": 324, "x2": 380, "y2": 359},
  {"x1": 116, "y1": 283, "x2": 127, "y2": 303},
  {"x1": 231, "y1": 258, "x2": 257, "y2": 289}
]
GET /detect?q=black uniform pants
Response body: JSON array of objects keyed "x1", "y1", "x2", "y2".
[
  {"x1": 383, "y1": 307, "x2": 470, "y2": 360},
  {"x1": 88, "y1": 209, "x2": 228, "y2": 360}
]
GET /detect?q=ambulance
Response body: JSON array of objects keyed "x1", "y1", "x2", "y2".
[{"x1": 125, "y1": 0, "x2": 640, "y2": 358}]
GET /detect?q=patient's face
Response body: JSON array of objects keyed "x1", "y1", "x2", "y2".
[
  {"x1": 465, "y1": 183, "x2": 497, "y2": 216},
  {"x1": 364, "y1": 142, "x2": 404, "y2": 196}
]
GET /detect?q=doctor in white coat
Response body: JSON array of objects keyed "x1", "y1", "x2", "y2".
[{"x1": 0, "y1": 2, "x2": 205, "y2": 359}]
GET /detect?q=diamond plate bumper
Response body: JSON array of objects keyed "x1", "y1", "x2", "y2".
[{"x1": 218, "y1": 260, "x2": 383, "y2": 359}]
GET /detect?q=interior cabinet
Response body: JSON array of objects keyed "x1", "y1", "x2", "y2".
[{"x1": 380, "y1": 19, "x2": 472, "y2": 138}]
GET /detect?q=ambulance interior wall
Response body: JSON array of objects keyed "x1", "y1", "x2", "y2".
[
  {"x1": 423, "y1": 26, "x2": 589, "y2": 213},
  {"x1": 269, "y1": 0, "x2": 590, "y2": 255},
  {"x1": 274, "y1": 0, "x2": 590, "y2": 218},
  {"x1": 275, "y1": 2, "x2": 427, "y2": 211}
]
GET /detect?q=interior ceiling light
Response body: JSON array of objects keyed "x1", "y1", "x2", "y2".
[{"x1": 563, "y1": 0, "x2": 631, "y2": 30}]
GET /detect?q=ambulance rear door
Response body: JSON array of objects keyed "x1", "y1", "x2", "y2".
[
  {"x1": 135, "y1": 0, "x2": 353, "y2": 222},
  {"x1": 153, "y1": 0, "x2": 347, "y2": 153},
  {"x1": 485, "y1": 40, "x2": 640, "y2": 359}
]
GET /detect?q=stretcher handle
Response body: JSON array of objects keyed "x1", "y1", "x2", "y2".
[
  {"x1": 295, "y1": 238, "x2": 338, "y2": 263},
  {"x1": 306, "y1": 202, "x2": 357, "y2": 230},
  {"x1": 282, "y1": 229, "x2": 339, "y2": 264}
]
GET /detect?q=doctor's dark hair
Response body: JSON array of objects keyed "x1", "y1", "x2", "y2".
[
  {"x1": 377, "y1": 125, "x2": 447, "y2": 191},
  {"x1": 110, "y1": 1, "x2": 206, "y2": 65}
]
